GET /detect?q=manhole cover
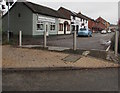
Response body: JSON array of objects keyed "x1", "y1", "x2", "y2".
[{"x1": 62, "y1": 54, "x2": 81, "y2": 62}]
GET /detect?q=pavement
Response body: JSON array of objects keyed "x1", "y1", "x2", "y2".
[{"x1": 2, "y1": 45, "x2": 120, "y2": 71}]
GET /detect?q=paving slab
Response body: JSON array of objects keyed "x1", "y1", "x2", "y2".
[{"x1": 62, "y1": 54, "x2": 81, "y2": 62}]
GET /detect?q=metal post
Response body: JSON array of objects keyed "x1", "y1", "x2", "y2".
[
  {"x1": 44, "y1": 31, "x2": 47, "y2": 48},
  {"x1": 7, "y1": 0, "x2": 10, "y2": 42},
  {"x1": 115, "y1": 30, "x2": 118, "y2": 56},
  {"x1": 73, "y1": 31, "x2": 77, "y2": 51},
  {"x1": 19, "y1": 31, "x2": 22, "y2": 47}
]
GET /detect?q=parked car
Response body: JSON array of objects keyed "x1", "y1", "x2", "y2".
[
  {"x1": 107, "y1": 30, "x2": 111, "y2": 33},
  {"x1": 78, "y1": 28, "x2": 92, "y2": 37},
  {"x1": 101, "y1": 30, "x2": 107, "y2": 34}
]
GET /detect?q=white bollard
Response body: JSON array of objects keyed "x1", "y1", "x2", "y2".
[
  {"x1": 115, "y1": 30, "x2": 119, "y2": 56},
  {"x1": 73, "y1": 31, "x2": 77, "y2": 51},
  {"x1": 44, "y1": 31, "x2": 47, "y2": 48},
  {"x1": 19, "y1": 31, "x2": 22, "y2": 47}
]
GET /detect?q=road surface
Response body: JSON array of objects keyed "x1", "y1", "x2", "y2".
[
  {"x1": 23, "y1": 32, "x2": 114, "y2": 50},
  {"x1": 2, "y1": 68, "x2": 119, "y2": 91}
]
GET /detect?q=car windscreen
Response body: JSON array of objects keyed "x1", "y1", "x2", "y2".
[{"x1": 80, "y1": 28, "x2": 87, "y2": 31}]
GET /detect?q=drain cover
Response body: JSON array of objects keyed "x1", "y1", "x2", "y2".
[{"x1": 62, "y1": 54, "x2": 81, "y2": 62}]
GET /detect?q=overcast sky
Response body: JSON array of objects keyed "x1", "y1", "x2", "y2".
[
  {"x1": 27, "y1": 0, "x2": 118, "y2": 24},
  {"x1": 2, "y1": 0, "x2": 119, "y2": 24}
]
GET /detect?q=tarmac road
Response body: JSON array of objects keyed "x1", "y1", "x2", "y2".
[
  {"x1": 2, "y1": 68, "x2": 119, "y2": 91},
  {"x1": 23, "y1": 32, "x2": 114, "y2": 50},
  {"x1": 46, "y1": 32, "x2": 114, "y2": 50}
]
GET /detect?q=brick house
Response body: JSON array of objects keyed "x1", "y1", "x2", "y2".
[
  {"x1": 88, "y1": 17, "x2": 110, "y2": 32},
  {"x1": 96, "y1": 17, "x2": 110, "y2": 30}
]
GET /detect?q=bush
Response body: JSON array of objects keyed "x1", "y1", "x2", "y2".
[{"x1": 111, "y1": 32, "x2": 120, "y2": 53}]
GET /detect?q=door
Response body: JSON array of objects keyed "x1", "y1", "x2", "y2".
[{"x1": 64, "y1": 24, "x2": 66, "y2": 34}]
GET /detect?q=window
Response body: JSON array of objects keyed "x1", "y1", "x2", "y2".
[
  {"x1": 82, "y1": 23, "x2": 84, "y2": 26},
  {"x1": 72, "y1": 25, "x2": 75, "y2": 31},
  {"x1": 67, "y1": 25, "x2": 70, "y2": 31},
  {"x1": 50, "y1": 23, "x2": 55, "y2": 31},
  {"x1": 59, "y1": 23, "x2": 63, "y2": 31},
  {"x1": 37, "y1": 22, "x2": 44, "y2": 30}
]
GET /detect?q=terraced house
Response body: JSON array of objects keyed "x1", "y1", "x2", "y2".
[
  {"x1": 58, "y1": 7, "x2": 88, "y2": 34},
  {"x1": 2, "y1": 1, "x2": 71, "y2": 36}
]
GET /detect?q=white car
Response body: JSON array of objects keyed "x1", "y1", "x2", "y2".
[
  {"x1": 107, "y1": 30, "x2": 111, "y2": 33},
  {"x1": 101, "y1": 30, "x2": 107, "y2": 34}
]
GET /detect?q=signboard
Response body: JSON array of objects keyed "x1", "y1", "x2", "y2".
[{"x1": 38, "y1": 15, "x2": 55, "y2": 23}]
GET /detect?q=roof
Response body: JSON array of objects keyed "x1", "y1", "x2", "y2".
[
  {"x1": 23, "y1": 2, "x2": 69, "y2": 19},
  {"x1": 77, "y1": 12, "x2": 95, "y2": 21},
  {"x1": 77, "y1": 12, "x2": 89, "y2": 20},
  {"x1": 3, "y1": 1, "x2": 69, "y2": 19},
  {"x1": 58, "y1": 7, "x2": 77, "y2": 18},
  {"x1": 96, "y1": 17, "x2": 109, "y2": 23},
  {"x1": 58, "y1": 7, "x2": 92, "y2": 21}
]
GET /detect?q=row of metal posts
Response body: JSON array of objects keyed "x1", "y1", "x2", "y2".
[
  {"x1": 19, "y1": 30, "x2": 118, "y2": 55},
  {"x1": 19, "y1": 30, "x2": 77, "y2": 50}
]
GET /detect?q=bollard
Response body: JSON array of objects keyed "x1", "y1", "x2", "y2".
[
  {"x1": 115, "y1": 30, "x2": 119, "y2": 56},
  {"x1": 73, "y1": 31, "x2": 77, "y2": 51},
  {"x1": 7, "y1": 30, "x2": 9, "y2": 42},
  {"x1": 44, "y1": 31, "x2": 47, "y2": 48},
  {"x1": 19, "y1": 31, "x2": 22, "y2": 47}
]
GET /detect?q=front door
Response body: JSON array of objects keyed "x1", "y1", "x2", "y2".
[{"x1": 64, "y1": 24, "x2": 66, "y2": 34}]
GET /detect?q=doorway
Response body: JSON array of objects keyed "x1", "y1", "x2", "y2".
[{"x1": 64, "y1": 21, "x2": 69, "y2": 34}]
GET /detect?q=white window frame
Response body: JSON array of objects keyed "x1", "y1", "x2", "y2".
[
  {"x1": 50, "y1": 23, "x2": 56, "y2": 31},
  {"x1": 36, "y1": 21, "x2": 44, "y2": 31}
]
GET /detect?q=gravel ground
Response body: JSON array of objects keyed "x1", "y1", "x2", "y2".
[{"x1": 2, "y1": 45, "x2": 119, "y2": 69}]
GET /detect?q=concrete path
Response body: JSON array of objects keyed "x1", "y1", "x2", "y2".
[{"x1": 2, "y1": 45, "x2": 119, "y2": 70}]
